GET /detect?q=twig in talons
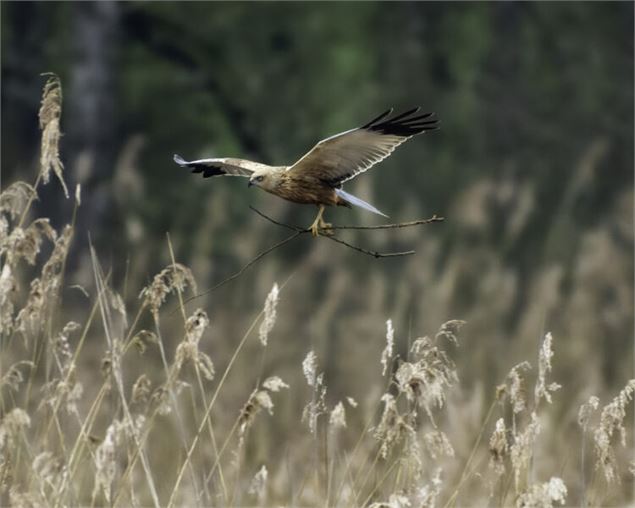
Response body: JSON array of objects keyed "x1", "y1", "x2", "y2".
[
  {"x1": 250, "y1": 206, "x2": 442, "y2": 259},
  {"x1": 248, "y1": 206, "x2": 445, "y2": 233},
  {"x1": 176, "y1": 207, "x2": 442, "y2": 309}
]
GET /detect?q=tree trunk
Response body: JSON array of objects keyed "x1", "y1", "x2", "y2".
[{"x1": 66, "y1": 1, "x2": 120, "y2": 256}]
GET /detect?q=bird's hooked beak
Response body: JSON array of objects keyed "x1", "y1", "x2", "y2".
[{"x1": 247, "y1": 180, "x2": 253, "y2": 188}]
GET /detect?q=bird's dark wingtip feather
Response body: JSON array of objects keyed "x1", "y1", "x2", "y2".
[
  {"x1": 364, "y1": 108, "x2": 438, "y2": 136},
  {"x1": 385, "y1": 107, "x2": 421, "y2": 123},
  {"x1": 174, "y1": 154, "x2": 225, "y2": 178},
  {"x1": 361, "y1": 108, "x2": 393, "y2": 129},
  {"x1": 191, "y1": 165, "x2": 225, "y2": 177},
  {"x1": 202, "y1": 166, "x2": 225, "y2": 178}
]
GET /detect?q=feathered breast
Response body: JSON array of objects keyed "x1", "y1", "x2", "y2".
[{"x1": 273, "y1": 172, "x2": 339, "y2": 206}]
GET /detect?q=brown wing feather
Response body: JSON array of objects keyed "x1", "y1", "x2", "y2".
[{"x1": 287, "y1": 108, "x2": 437, "y2": 186}]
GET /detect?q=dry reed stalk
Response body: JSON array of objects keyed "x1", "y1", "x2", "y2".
[
  {"x1": 152, "y1": 314, "x2": 204, "y2": 504},
  {"x1": 110, "y1": 263, "x2": 237, "y2": 506},
  {"x1": 89, "y1": 245, "x2": 161, "y2": 508},
  {"x1": 443, "y1": 399, "x2": 498, "y2": 508},
  {"x1": 166, "y1": 273, "x2": 295, "y2": 508},
  {"x1": 592, "y1": 379, "x2": 635, "y2": 486},
  {"x1": 124, "y1": 242, "x2": 209, "y2": 503},
  {"x1": 333, "y1": 403, "x2": 383, "y2": 505},
  {"x1": 0, "y1": 408, "x2": 32, "y2": 493},
  {"x1": 578, "y1": 394, "x2": 599, "y2": 507}
]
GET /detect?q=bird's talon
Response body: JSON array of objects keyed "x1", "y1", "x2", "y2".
[{"x1": 320, "y1": 222, "x2": 334, "y2": 236}]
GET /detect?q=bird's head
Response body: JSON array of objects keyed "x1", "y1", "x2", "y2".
[{"x1": 248, "y1": 169, "x2": 280, "y2": 192}]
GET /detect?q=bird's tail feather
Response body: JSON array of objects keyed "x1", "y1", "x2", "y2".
[{"x1": 335, "y1": 188, "x2": 388, "y2": 218}]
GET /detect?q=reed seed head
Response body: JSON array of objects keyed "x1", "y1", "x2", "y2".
[
  {"x1": 258, "y1": 282, "x2": 279, "y2": 346},
  {"x1": 39, "y1": 74, "x2": 68, "y2": 197},
  {"x1": 329, "y1": 401, "x2": 347, "y2": 430},
  {"x1": 248, "y1": 465, "x2": 268, "y2": 505},
  {"x1": 593, "y1": 379, "x2": 635, "y2": 483},
  {"x1": 0, "y1": 182, "x2": 37, "y2": 220},
  {"x1": 516, "y1": 477, "x2": 567, "y2": 507},
  {"x1": 302, "y1": 350, "x2": 317, "y2": 387},
  {"x1": 381, "y1": 319, "x2": 394, "y2": 376},
  {"x1": 489, "y1": 418, "x2": 509, "y2": 477},
  {"x1": 534, "y1": 333, "x2": 561, "y2": 406},
  {"x1": 506, "y1": 362, "x2": 532, "y2": 414},
  {"x1": 139, "y1": 263, "x2": 197, "y2": 317}
]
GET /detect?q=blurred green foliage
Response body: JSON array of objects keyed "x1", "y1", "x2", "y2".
[{"x1": 2, "y1": 2, "x2": 631, "y2": 248}]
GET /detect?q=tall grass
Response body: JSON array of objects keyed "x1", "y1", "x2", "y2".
[{"x1": 1, "y1": 76, "x2": 633, "y2": 507}]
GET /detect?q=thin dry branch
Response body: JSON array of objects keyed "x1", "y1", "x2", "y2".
[
  {"x1": 177, "y1": 207, "x2": 443, "y2": 310},
  {"x1": 249, "y1": 206, "x2": 444, "y2": 232},
  {"x1": 176, "y1": 231, "x2": 302, "y2": 310},
  {"x1": 250, "y1": 207, "x2": 416, "y2": 257},
  {"x1": 320, "y1": 234, "x2": 415, "y2": 258},
  {"x1": 249, "y1": 206, "x2": 443, "y2": 259}
]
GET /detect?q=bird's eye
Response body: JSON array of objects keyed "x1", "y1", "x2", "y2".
[{"x1": 257, "y1": 176, "x2": 265, "y2": 182}]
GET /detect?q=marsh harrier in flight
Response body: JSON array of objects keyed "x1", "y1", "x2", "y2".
[{"x1": 174, "y1": 107, "x2": 437, "y2": 236}]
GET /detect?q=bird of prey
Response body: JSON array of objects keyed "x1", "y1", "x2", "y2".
[{"x1": 174, "y1": 107, "x2": 437, "y2": 236}]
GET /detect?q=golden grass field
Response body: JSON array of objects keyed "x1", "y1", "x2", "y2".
[{"x1": 1, "y1": 76, "x2": 633, "y2": 507}]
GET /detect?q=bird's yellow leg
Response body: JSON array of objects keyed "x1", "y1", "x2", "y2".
[
  {"x1": 318, "y1": 214, "x2": 333, "y2": 235},
  {"x1": 309, "y1": 205, "x2": 326, "y2": 237}
]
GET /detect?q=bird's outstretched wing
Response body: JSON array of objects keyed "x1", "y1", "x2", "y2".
[
  {"x1": 287, "y1": 108, "x2": 437, "y2": 186},
  {"x1": 174, "y1": 154, "x2": 270, "y2": 178}
]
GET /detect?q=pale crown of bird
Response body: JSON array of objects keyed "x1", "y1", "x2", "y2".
[{"x1": 248, "y1": 168, "x2": 284, "y2": 192}]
